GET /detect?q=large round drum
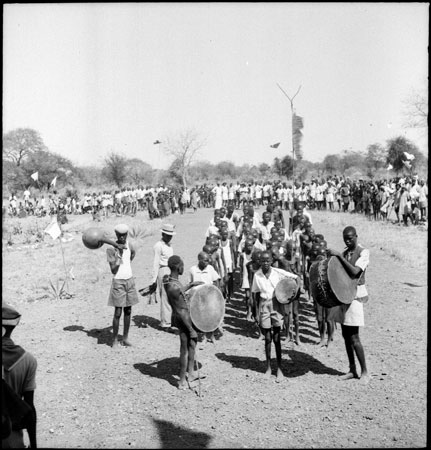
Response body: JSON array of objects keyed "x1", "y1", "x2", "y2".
[
  {"x1": 309, "y1": 256, "x2": 357, "y2": 308},
  {"x1": 189, "y1": 284, "x2": 225, "y2": 333},
  {"x1": 274, "y1": 277, "x2": 299, "y2": 304},
  {"x1": 82, "y1": 227, "x2": 105, "y2": 250}
]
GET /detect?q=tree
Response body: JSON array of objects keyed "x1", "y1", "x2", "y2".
[
  {"x1": 402, "y1": 88, "x2": 428, "y2": 130},
  {"x1": 214, "y1": 161, "x2": 238, "y2": 179},
  {"x1": 258, "y1": 163, "x2": 271, "y2": 177},
  {"x1": 3, "y1": 128, "x2": 47, "y2": 166},
  {"x1": 322, "y1": 154, "x2": 340, "y2": 175},
  {"x1": 280, "y1": 155, "x2": 294, "y2": 179},
  {"x1": 189, "y1": 160, "x2": 214, "y2": 182},
  {"x1": 293, "y1": 159, "x2": 309, "y2": 182},
  {"x1": 272, "y1": 158, "x2": 283, "y2": 178},
  {"x1": 365, "y1": 143, "x2": 387, "y2": 178},
  {"x1": 126, "y1": 158, "x2": 153, "y2": 185},
  {"x1": 22, "y1": 150, "x2": 75, "y2": 190},
  {"x1": 338, "y1": 150, "x2": 365, "y2": 175},
  {"x1": 167, "y1": 157, "x2": 185, "y2": 185},
  {"x1": 76, "y1": 166, "x2": 105, "y2": 189},
  {"x1": 103, "y1": 152, "x2": 128, "y2": 187},
  {"x1": 163, "y1": 129, "x2": 207, "y2": 188},
  {"x1": 2, "y1": 160, "x2": 28, "y2": 193},
  {"x1": 386, "y1": 136, "x2": 423, "y2": 175}
]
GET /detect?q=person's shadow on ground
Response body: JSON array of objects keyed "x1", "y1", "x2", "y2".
[
  {"x1": 215, "y1": 353, "x2": 266, "y2": 374},
  {"x1": 282, "y1": 348, "x2": 345, "y2": 378},
  {"x1": 216, "y1": 349, "x2": 344, "y2": 378},
  {"x1": 132, "y1": 314, "x2": 177, "y2": 334},
  {"x1": 223, "y1": 305, "x2": 261, "y2": 339},
  {"x1": 133, "y1": 357, "x2": 184, "y2": 388},
  {"x1": 152, "y1": 417, "x2": 212, "y2": 449},
  {"x1": 63, "y1": 324, "x2": 114, "y2": 346}
]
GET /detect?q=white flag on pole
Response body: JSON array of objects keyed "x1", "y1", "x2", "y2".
[
  {"x1": 403, "y1": 151, "x2": 415, "y2": 161},
  {"x1": 30, "y1": 171, "x2": 39, "y2": 181},
  {"x1": 51, "y1": 176, "x2": 57, "y2": 187},
  {"x1": 386, "y1": 164, "x2": 393, "y2": 170},
  {"x1": 403, "y1": 160, "x2": 412, "y2": 169},
  {"x1": 44, "y1": 219, "x2": 61, "y2": 240}
]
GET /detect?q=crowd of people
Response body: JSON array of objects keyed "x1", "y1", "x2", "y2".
[
  {"x1": 2, "y1": 188, "x2": 374, "y2": 447},
  {"x1": 5, "y1": 174, "x2": 428, "y2": 227},
  {"x1": 141, "y1": 197, "x2": 370, "y2": 386},
  {"x1": 151, "y1": 196, "x2": 371, "y2": 387}
]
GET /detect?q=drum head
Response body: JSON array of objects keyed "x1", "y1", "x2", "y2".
[
  {"x1": 189, "y1": 284, "x2": 225, "y2": 333},
  {"x1": 309, "y1": 258, "x2": 341, "y2": 308},
  {"x1": 274, "y1": 277, "x2": 298, "y2": 304},
  {"x1": 327, "y1": 256, "x2": 357, "y2": 305}
]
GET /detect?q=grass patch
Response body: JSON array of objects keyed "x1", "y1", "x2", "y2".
[{"x1": 311, "y1": 210, "x2": 427, "y2": 270}]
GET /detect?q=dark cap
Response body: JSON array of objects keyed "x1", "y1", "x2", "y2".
[{"x1": 2, "y1": 303, "x2": 21, "y2": 326}]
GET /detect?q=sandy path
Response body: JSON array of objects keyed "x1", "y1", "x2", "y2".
[{"x1": 4, "y1": 207, "x2": 426, "y2": 448}]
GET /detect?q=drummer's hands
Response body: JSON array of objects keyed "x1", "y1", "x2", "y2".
[{"x1": 327, "y1": 248, "x2": 341, "y2": 257}]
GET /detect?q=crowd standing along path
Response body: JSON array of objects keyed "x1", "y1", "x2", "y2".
[{"x1": 2, "y1": 207, "x2": 426, "y2": 448}]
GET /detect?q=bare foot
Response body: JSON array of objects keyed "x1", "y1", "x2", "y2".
[
  {"x1": 318, "y1": 339, "x2": 326, "y2": 347},
  {"x1": 264, "y1": 367, "x2": 272, "y2": 378},
  {"x1": 112, "y1": 339, "x2": 120, "y2": 349},
  {"x1": 295, "y1": 337, "x2": 301, "y2": 346},
  {"x1": 178, "y1": 381, "x2": 188, "y2": 390},
  {"x1": 359, "y1": 373, "x2": 371, "y2": 385},
  {"x1": 122, "y1": 339, "x2": 132, "y2": 347},
  {"x1": 339, "y1": 372, "x2": 359, "y2": 380},
  {"x1": 276, "y1": 368, "x2": 285, "y2": 383}
]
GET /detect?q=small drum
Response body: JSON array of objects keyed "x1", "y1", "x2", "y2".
[
  {"x1": 274, "y1": 277, "x2": 299, "y2": 304},
  {"x1": 309, "y1": 256, "x2": 357, "y2": 308},
  {"x1": 189, "y1": 284, "x2": 225, "y2": 333},
  {"x1": 82, "y1": 227, "x2": 105, "y2": 250}
]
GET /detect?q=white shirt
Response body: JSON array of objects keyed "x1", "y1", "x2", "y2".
[
  {"x1": 189, "y1": 264, "x2": 220, "y2": 284},
  {"x1": 153, "y1": 240, "x2": 173, "y2": 282},
  {"x1": 345, "y1": 246, "x2": 370, "y2": 299},
  {"x1": 259, "y1": 221, "x2": 274, "y2": 242},
  {"x1": 251, "y1": 267, "x2": 298, "y2": 300},
  {"x1": 205, "y1": 225, "x2": 220, "y2": 238},
  {"x1": 106, "y1": 241, "x2": 134, "y2": 280}
]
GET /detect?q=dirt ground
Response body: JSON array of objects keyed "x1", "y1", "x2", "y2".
[{"x1": 2, "y1": 207, "x2": 427, "y2": 448}]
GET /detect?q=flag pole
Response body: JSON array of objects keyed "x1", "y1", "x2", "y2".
[
  {"x1": 58, "y1": 235, "x2": 70, "y2": 294},
  {"x1": 291, "y1": 102, "x2": 295, "y2": 184},
  {"x1": 276, "y1": 83, "x2": 301, "y2": 184}
]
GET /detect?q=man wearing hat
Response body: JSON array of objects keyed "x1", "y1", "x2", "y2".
[
  {"x1": 2, "y1": 303, "x2": 38, "y2": 448},
  {"x1": 151, "y1": 224, "x2": 176, "y2": 328},
  {"x1": 106, "y1": 224, "x2": 139, "y2": 348}
]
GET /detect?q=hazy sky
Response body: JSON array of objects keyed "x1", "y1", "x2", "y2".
[{"x1": 3, "y1": 3, "x2": 428, "y2": 170}]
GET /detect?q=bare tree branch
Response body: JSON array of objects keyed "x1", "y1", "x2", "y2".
[
  {"x1": 402, "y1": 88, "x2": 428, "y2": 129},
  {"x1": 163, "y1": 129, "x2": 207, "y2": 187}
]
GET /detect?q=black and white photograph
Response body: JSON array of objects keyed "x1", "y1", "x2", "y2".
[{"x1": 2, "y1": 3, "x2": 428, "y2": 448}]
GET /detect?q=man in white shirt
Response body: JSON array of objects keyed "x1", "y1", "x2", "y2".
[
  {"x1": 106, "y1": 224, "x2": 139, "y2": 348},
  {"x1": 251, "y1": 251, "x2": 298, "y2": 382},
  {"x1": 189, "y1": 252, "x2": 221, "y2": 286},
  {"x1": 151, "y1": 224, "x2": 176, "y2": 328},
  {"x1": 23, "y1": 188, "x2": 31, "y2": 206},
  {"x1": 255, "y1": 182, "x2": 263, "y2": 207},
  {"x1": 259, "y1": 211, "x2": 274, "y2": 244}
]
